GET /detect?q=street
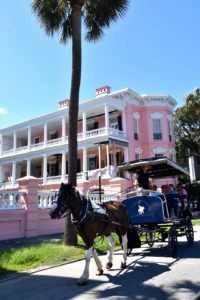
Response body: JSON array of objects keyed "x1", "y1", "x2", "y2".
[{"x1": 0, "y1": 226, "x2": 200, "y2": 300}]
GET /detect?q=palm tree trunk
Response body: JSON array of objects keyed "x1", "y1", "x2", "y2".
[{"x1": 64, "y1": 3, "x2": 82, "y2": 245}]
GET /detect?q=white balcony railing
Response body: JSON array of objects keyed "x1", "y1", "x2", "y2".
[
  {"x1": 0, "y1": 191, "x2": 24, "y2": 210},
  {"x1": 1, "y1": 127, "x2": 127, "y2": 157}
]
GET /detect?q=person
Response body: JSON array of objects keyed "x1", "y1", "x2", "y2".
[
  {"x1": 149, "y1": 185, "x2": 163, "y2": 196},
  {"x1": 165, "y1": 184, "x2": 179, "y2": 218},
  {"x1": 176, "y1": 182, "x2": 192, "y2": 218},
  {"x1": 136, "y1": 166, "x2": 152, "y2": 190}
]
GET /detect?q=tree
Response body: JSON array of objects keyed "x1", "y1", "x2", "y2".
[
  {"x1": 174, "y1": 88, "x2": 200, "y2": 177},
  {"x1": 32, "y1": 0, "x2": 129, "y2": 245}
]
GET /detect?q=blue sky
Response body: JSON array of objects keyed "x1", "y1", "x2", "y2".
[{"x1": 0, "y1": 0, "x2": 200, "y2": 129}]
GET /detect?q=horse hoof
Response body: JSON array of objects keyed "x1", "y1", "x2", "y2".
[
  {"x1": 78, "y1": 279, "x2": 88, "y2": 286},
  {"x1": 96, "y1": 269, "x2": 103, "y2": 276},
  {"x1": 106, "y1": 262, "x2": 113, "y2": 269},
  {"x1": 121, "y1": 262, "x2": 126, "y2": 269}
]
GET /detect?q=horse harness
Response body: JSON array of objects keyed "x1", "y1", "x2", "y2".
[{"x1": 71, "y1": 193, "x2": 129, "y2": 229}]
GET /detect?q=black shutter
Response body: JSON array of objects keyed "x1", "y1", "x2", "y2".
[{"x1": 118, "y1": 115, "x2": 122, "y2": 130}]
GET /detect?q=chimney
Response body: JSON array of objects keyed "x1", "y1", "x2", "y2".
[
  {"x1": 58, "y1": 99, "x2": 70, "y2": 110},
  {"x1": 96, "y1": 86, "x2": 111, "y2": 98}
]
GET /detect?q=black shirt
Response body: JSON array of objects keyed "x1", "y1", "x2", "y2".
[{"x1": 137, "y1": 171, "x2": 150, "y2": 189}]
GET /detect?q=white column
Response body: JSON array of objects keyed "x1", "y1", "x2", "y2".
[
  {"x1": 27, "y1": 159, "x2": 31, "y2": 177},
  {"x1": 0, "y1": 164, "x2": 2, "y2": 183},
  {"x1": 44, "y1": 123, "x2": 47, "y2": 147},
  {"x1": 106, "y1": 143, "x2": 110, "y2": 167},
  {"x1": 82, "y1": 112, "x2": 86, "y2": 139},
  {"x1": 13, "y1": 132, "x2": 17, "y2": 153},
  {"x1": 122, "y1": 110, "x2": 127, "y2": 133},
  {"x1": 12, "y1": 162, "x2": 16, "y2": 186},
  {"x1": 124, "y1": 148, "x2": 129, "y2": 162},
  {"x1": 61, "y1": 152, "x2": 66, "y2": 182},
  {"x1": 62, "y1": 117, "x2": 66, "y2": 143},
  {"x1": 82, "y1": 148, "x2": 88, "y2": 180},
  {"x1": 28, "y1": 127, "x2": 31, "y2": 151},
  {"x1": 104, "y1": 104, "x2": 109, "y2": 134},
  {"x1": 43, "y1": 155, "x2": 47, "y2": 184},
  {"x1": 0, "y1": 134, "x2": 2, "y2": 156}
]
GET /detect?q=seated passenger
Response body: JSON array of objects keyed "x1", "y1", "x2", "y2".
[
  {"x1": 166, "y1": 184, "x2": 179, "y2": 218},
  {"x1": 149, "y1": 185, "x2": 163, "y2": 197}
]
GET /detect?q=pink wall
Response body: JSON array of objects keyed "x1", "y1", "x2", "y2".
[
  {"x1": 125, "y1": 103, "x2": 175, "y2": 160},
  {"x1": 0, "y1": 177, "x2": 65, "y2": 241}
]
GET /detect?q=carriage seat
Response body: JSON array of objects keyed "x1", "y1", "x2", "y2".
[{"x1": 122, "y1": 195, "x2": 165, "y2": 225}]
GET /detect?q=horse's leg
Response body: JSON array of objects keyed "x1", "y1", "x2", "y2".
[
  {"x1": 92, "y1": 248, "x2": 103, "y2": 276},
  {"x1": 106, "y1": 234, "x2": 115, "y2": 269},
  {"x1": 121, "y1": 233, "x2": 128, "y2": 268},
  {"x1": 78, "y1": 247, "x2": 93, "y2": 285}
]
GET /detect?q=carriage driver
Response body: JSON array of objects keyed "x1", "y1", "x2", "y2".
[{"x1": 136, "y1": 166, "x2": 152, "y2": 190}]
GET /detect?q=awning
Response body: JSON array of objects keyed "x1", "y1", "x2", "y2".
[
  {"x1": 118, "y1": 157, "x2": 190, "y2": 178},
  {"x1": 109, "y1": 138, "x2": 128, "y2": 147}
]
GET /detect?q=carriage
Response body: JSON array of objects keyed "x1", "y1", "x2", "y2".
[
  {"x1": 117, "y1": 157, "x2": 194, "y2": 258},
  {"x1": 49, "y1": 157, "x2": 194, "y2": 285}
]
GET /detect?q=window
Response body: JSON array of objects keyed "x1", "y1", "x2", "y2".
[
  {"x1": 135, "y1": 153, "x2": 140, "y2": 160},
  {"x1": 168, "y1": 120, "x2": 172, "y2": 142},
  {"x1": 155, "y1": 153, "x2": 163, "y2": 158},
  {"x1": 88, "y1": 156, "x2": 97, "y2": 170},
  {"x1": 110, "y1": 117, "x2": 119, "y2": 130},
  {"x1": 87, "y1": 121, "x2": 98, "y2": 131},
  {"x1": 34, "y1": 137, "x2": 40, "y2": 144},
  {"x1": 153, "y1": 119, "x2": 162, "y2": 140},
  {"x1": 50, "y1": 131, "x2": 57, "y2": 140},
  {"x1": 133, "y1": 118, "x2": 139, "y2": 140}
]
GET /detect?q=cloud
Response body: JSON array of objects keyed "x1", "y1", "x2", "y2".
[{"x1": 0, "y1": 107, "x2": 8, "y2": 115}]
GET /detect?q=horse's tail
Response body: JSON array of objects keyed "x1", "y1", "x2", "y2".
[{"x1": 127, "y1": 225, "x2": 141, "y2": 253}]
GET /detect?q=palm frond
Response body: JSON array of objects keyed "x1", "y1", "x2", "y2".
[
  {"x1": 84, "y1": 0, "x2": 129, "y2": 42},
  {"x1": 32, "y1": 0, "x2": 71, "y2": 40}
]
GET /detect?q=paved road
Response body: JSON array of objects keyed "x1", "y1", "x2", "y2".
[{"x1": 0, "y1": 226, "x2": 200, "y2": 300}]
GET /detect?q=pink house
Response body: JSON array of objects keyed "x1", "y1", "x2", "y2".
[{"x1": 0, "y1": 86, "x2": 177, "y2": 240}]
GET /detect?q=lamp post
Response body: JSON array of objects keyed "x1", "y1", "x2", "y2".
[{"x1": 96, "y1": 141, "x2": 109, "y2": 202}]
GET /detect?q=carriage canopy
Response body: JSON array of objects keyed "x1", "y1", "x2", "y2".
[{"x1": 118, "y1": 157, "x2": 190, "y2": 178}]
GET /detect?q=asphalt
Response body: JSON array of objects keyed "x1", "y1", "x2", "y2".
[{"x1": 0, "y1": 226, "x2": 199, "y2": 300}]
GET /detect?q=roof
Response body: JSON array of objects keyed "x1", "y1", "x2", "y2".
[{"x1": 118, "y1": 157, "x2": 190, "y2": 178}]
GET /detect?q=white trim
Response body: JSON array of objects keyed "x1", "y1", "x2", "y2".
[
  {"x1": 151, "y1": 112, "x2": 163, "y2": 119},
  {"x1": 152, "y1": 146, "x2": 166, "y2": 154},
  {"x1": 133, "y1": 112, "x2": 140, "y2": 119}
]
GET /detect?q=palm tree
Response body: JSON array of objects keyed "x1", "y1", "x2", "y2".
[{"x1": 32, "y1": 0, "x2": 129, "y2": 245}]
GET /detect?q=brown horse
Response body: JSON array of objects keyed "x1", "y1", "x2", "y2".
[{"x1": 49, "y1": 183, "x2": 130, "y2": 285}]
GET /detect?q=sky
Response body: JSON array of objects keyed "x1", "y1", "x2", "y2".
[{"x1": 1, "y1": 0, "x2": 200, "y2": 129}]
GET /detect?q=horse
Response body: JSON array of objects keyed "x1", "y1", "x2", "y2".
[{"x1": 49, "y1": 183, "x2": 132, "y2": 285}]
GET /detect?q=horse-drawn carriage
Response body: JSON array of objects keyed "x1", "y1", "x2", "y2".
[
  {"x1": 118, "y1": 156, "x2": 194, "y2": 258},
  {"x1": 49, "y1": 157, "x2": 194, "y2": 285}
]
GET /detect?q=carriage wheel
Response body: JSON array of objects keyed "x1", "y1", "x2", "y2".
[
  {"x1": 168, "y1": 227, "x2": 178, "y2": 258},
  {"x1": 186, "y1": 218, "x2": 194, "y2": 247},
  {"x1": 146, "y1": 231, "x2": 154, "y2": 247}
]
